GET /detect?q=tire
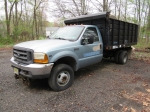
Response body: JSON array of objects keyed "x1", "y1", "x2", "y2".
[
  {"x1": 48, "y1": 64, "x2": 74, "y2": 91},
  {"x1": 114, "y1": 50, "x2": 122, "y2": 64},
  {"x1": 118, "y1": 51, "x2": 128, "y2": 64}
]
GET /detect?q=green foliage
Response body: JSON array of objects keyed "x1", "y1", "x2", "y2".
[
  {"x1": 38, "y1": 36, "x2": 46, "y2": 40},
  {"x1": 126, "y1": 16, "x2": 138, "y2": 24},
  {"x1": 128, "y1": 0, "x2": 134, "y2": 3},
  {"x1": 49, "y1": 22, "x2": 54, "y2": 27},
  {"x1": 141, "y1": 13, "x2": 150, "y2": 38},
  {"x1": 12, "y1": 24, "x2": 32, "y2": 40},
  {"x1": 0, "y1": 37, "x2": 14, "y2": 46},
  {"x1": 134, "y1": 38, "x2": 150, "y2": 49},
  {"x1": 12, "y1": 26, "x2": 20, "y2": 39},
  {"x1": 146, "y1": 15, "x2": 150, "y2": 35},
  {"x1": 145, "y1": 30, "x2": 150, "y2": 36},
  {"x1": 43, "y1": 21, "x2": 52, "y2": 27}
]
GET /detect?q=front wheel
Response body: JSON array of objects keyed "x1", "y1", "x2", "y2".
[{"x1": 48, "y1": 64, "x2": 74, "y2": 91}]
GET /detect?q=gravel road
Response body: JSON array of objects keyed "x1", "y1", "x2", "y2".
[{"x1": 0, "y1": 50, "x2": 150, "y2": 112}]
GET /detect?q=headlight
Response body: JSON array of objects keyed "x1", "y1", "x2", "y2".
[{"x1": 33, "y1": 53, "x2": 48, "y2": 64}]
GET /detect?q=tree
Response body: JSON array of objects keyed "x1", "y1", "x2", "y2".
[
  {"x1": 3, "y1": 0, "x2": 48, "y2": 41},
  {"x1": 145, "y1": 1, "x2": 150, "y2": 42},
  {"x1": 89, "y1": 0, "x2": 112, "y2": 12},
  {"x1": 28, "y1": 0, "x2": 47, "y2": 39},
  {"x1": 49, "y1": 0, "x2": 91, "y2": 18},
  {"x1": 124, "y1": 0, "x2": 127, "y2": 21},
  {"x1": 2, "y1": 0, "x2": 150, "y2": 43},
  {"x1": 4, "y1": 0, "x2": 15, "y2": 36}
]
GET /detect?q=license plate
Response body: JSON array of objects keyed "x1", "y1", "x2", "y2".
[{"x1": 14, "y1": 68, "x2": 19, "y2": 75}]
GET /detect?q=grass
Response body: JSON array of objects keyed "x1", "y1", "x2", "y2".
[
  {"x1": 132, "y1": 38, "x2": 150, "y2": 60},
  {"x1": 0, "y1": 37, "x2": 15, "y2": 48},
  {"x1": 131, "y1": 51, "x2": 150, "y2": 59},
  {"x1": 0, "y1": 44, "x2": 14, "y2": 48},
  {"x1": 134, "y1": 38, "x2": 150, "y2": 49}
]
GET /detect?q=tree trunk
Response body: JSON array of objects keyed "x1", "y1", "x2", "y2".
[
  {"x1": 114, "y1": 0, "x2": 117, "y2": 17},
  {"x1": 124, "y1": 0, "x2": 127, "y2": 21},
  {"x1": 118, "y1": 0, "x2": 121, "y2": 20},
  {"x1": 138, "y1": 0, "x2": 141, "y2": 38},
  {"x1": 4, "y1": 0, "x2": 15, "y2": 37},
  {"x1": 34, "y1": 9, "x2": 38, "y2": 38},
  {"x1": 4, "y1": 0, "x2": 10, "y2": 36},
  {"x1": 146, "y1": 3, "x2": 150, "y2": 42},
  {"x1": 15, "y1": 0, "x2": 18, "y2": 26},
  {"x1": 138, "y1": 0, "x2": 141, "y2": 24},
  {"x1": 72, "y1": 0, "x2": 80, "y2": 16},
  {"x1": 103, "y1": 0, "x2": 106, "y2": 11}
]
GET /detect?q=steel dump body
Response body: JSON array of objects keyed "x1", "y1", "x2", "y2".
[{"x1": 64, "y1": 12, "x2": 138, "y2": 50}]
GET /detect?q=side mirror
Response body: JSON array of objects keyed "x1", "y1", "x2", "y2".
[
  {"x1": 88, "y1": 36, "x2": 94, "y2": 44},
  {"x1": 81, "y1": 36, "x2": 94, "y2": 45}
]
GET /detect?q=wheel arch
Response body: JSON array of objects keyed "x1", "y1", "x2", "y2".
[{"x1": 50, "y1": 51, "x2": 79, "y2": 71}]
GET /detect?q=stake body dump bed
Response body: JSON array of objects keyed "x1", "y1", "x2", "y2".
[{"x1": 64, "y1": 12, "x2": 138, "y2": 50}]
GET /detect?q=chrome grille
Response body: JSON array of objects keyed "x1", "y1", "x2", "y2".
[{"x1": 13, "y1": 47, "x2": 33, "y2": 64}]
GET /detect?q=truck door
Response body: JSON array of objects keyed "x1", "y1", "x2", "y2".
[{"x1": 78, "y1": 27, "x2": 103, "y2": 68}]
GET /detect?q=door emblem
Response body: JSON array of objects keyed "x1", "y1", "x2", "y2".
[{"x1": 84, "y1": 51, "x2": 100, "y2": 57}]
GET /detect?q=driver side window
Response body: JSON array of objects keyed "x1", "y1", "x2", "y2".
[{"x1": 82, "y1": 27, "x2": 99, "y2": 42}]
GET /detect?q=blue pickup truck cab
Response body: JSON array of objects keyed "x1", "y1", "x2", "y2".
[{"x1": 11, "y1": 12, "x2": 138, "y2": 91}]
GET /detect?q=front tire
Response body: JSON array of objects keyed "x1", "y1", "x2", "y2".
[{"x1": 48, "y1": 64, "x2": 74, "y2": 91}]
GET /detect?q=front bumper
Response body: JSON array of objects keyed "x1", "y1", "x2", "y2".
[{"x1": 10, "y1": 57, "x2": 54, "y2": 79}]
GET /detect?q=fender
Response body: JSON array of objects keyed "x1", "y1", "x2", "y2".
[{"x1": 50, "y1": 51, "x2": 79, "y2": 71}]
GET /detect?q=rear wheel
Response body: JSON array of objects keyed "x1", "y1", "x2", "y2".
[
  {"x1": 118, "y1": 51, "x2": 128, "y2": 64},
  {"x1": 114, "y1": 50, "x2": 122, "y2": 64},
  {"x1": 48, "y1": 64, "x2": 74, "y2": 91}
]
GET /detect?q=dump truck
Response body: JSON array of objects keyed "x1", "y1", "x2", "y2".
[{"x1": 11, "y1": 12, "x2": 138, "y2": 91}]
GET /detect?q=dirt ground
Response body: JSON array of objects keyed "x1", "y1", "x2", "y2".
[{"x1": 0, "y1": 49, "x2": 150, "y2": 112}]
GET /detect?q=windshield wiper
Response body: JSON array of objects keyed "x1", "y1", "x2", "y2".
[{"x1": 55, "y1": 37, "x2": 67, "y2": 40}]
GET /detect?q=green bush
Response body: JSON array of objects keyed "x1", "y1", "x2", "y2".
[
  {"x1": 39, "y1": 36, "x2": 46, "y2": 40},
  {"x1": 0, "y1": 37, "x2": 14, "y2": 46},
  {"x1": 134, "y1": 38, "x2": 150, "y2": 49}
]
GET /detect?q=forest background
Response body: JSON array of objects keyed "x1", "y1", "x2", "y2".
[{"x1": 0, "y1": 0, "x2": 150, "y2": 48}]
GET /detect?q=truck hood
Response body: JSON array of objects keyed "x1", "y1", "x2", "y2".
[{"x1": 14, "y1": 39, "x2": 74, "y2": 52}]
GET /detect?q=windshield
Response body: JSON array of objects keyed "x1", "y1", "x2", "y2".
[{"x1": 49, "y1": 26, "x2": 84, "y2": 41}]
